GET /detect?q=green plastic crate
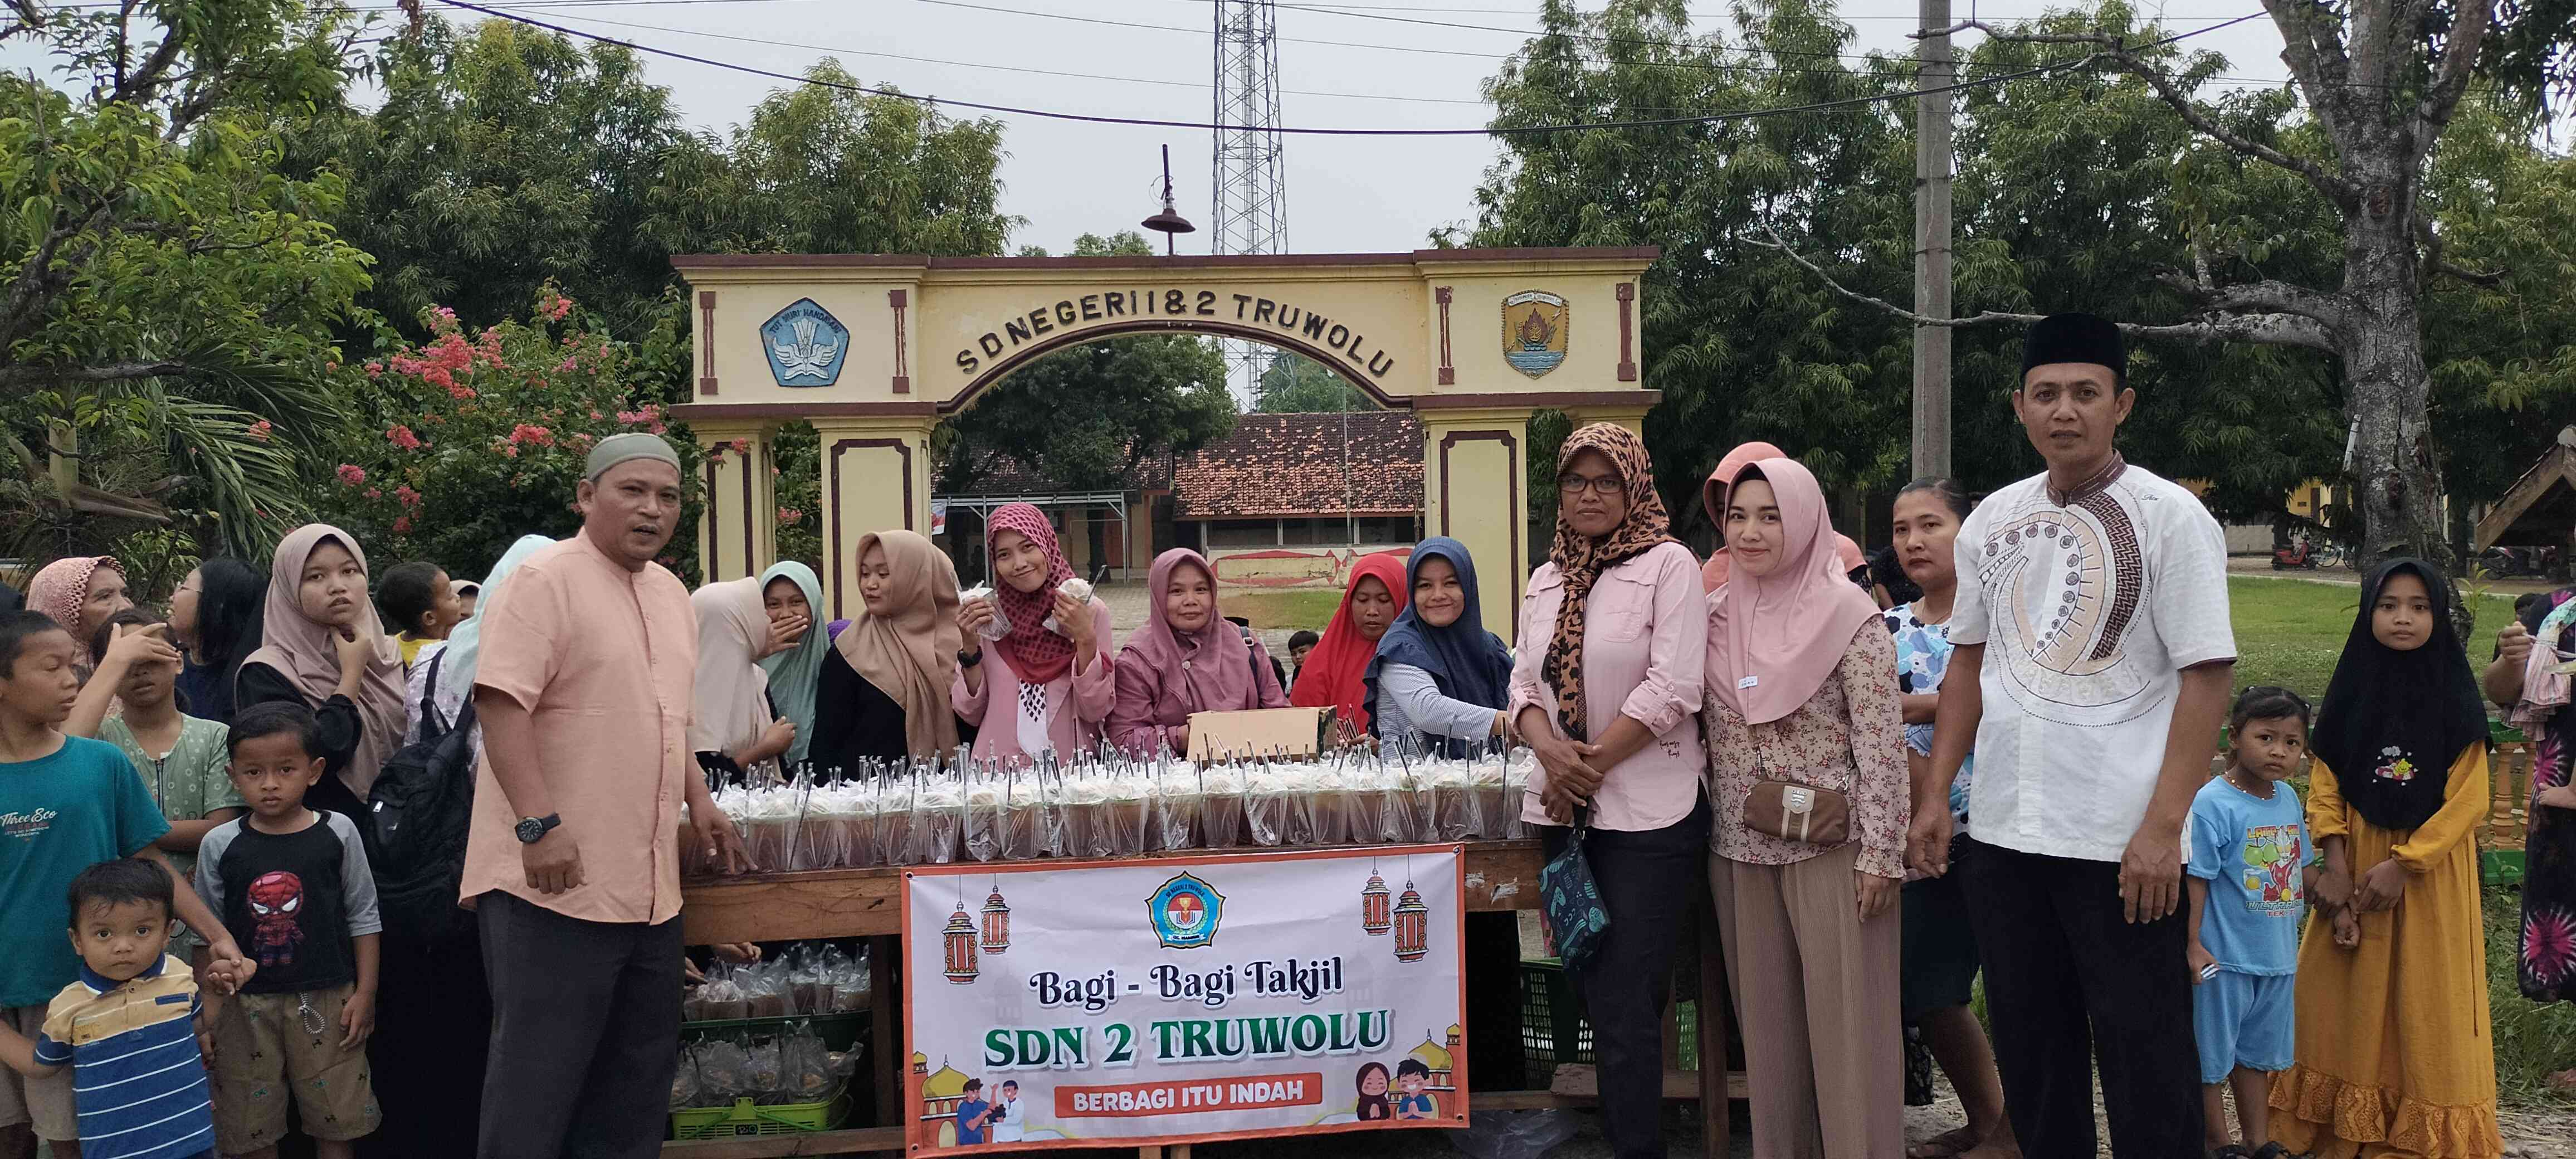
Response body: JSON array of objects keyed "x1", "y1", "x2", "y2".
[
  {"x1": 1519, "y1": 958, "x2": 1697, "y2": 1074},
  {"x1": 670, "y1": 1094, "x2": 850, "y2": 1140}
]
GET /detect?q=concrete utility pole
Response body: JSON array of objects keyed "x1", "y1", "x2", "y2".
[{"x1": 1912, "y1": 0, "x2": 1955, "y2": 479}]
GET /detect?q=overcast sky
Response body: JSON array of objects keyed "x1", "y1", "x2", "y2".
[
  {"x1": 1, "y1": 1, "x2": 2306, "y2": 255},
  {"x1": 481, "y1": 0, "x2": 2301, "y2": 255}
]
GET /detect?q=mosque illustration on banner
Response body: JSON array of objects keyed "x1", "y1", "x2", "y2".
[{"x1": 913, "y1": 1053, "x2": 1071, "y2": 1150}]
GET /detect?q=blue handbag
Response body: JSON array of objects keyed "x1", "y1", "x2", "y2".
[{"x1": 1540, "y1": 807, "x2": 1611, "y2": 970}]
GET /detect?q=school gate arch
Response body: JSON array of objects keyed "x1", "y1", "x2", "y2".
[{"x1": 669, "y1": 247, "x2": 1658, "y2": 644}]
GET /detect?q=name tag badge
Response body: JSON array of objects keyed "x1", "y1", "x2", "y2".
[{"x1": 1737, "y1": 676, "x2": 1759, "y2": 689}]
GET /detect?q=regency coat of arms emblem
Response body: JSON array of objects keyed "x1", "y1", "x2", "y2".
[{"x1": 1501, "y1": 290, "x2": 1569, "y2": 378}]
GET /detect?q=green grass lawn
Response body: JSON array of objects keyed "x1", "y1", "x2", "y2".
[
  {"x1": 1223, "y1": 589, "x2": 1346, "y2": 633},
  {"x1": 2226, "y1": 574, "x2": 2524, "y2": 702},
  {"x1": 2228, "y1": 574, "x2": 2572, "y2": 1107}
]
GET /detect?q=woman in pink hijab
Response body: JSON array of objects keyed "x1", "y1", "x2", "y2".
[
  {"x1": 1701, "y1": 456, "x2": 1911, "y2": 1158},
  {"x1": 1109, "y1": 548, "x2": 1287, "y2": 756},
  {"x1": 28, "y1": 555, "x2": 133, "y2": 667},
  {"x1": 1699, "y1": 441, "x2": 1785, "y2": 592}
]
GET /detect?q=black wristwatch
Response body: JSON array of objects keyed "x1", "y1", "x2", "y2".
[
  {"x1": 957, "y1": 648, "x2": 983, "y2": 669},
  {"x1": 515, "y1": 814, "x2": 562, "y2": 844}
]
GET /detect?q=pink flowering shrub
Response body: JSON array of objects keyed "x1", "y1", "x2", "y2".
[{"x1": 314, "y1": 288, "x2": 705, "y2": 582}]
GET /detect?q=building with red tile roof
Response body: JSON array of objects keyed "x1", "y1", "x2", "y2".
[{"x1": 938, "y1": 411, "x2": 1424, "y2": 586}]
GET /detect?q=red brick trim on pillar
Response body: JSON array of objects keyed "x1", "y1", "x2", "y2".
[
  {"x1": 888, "y1": 289, "x2": 911, "y2": 395},
  {"x1": 697, "y1": 291, "x2": 719, "y2": 397},
  {"x1": 1437, "y1": 430, "x2": 1523, "y2": 610},
  {"x1": 738, "y1": 445, "x2": 757, "y2": 574},
  {"x1": 1615, "y1": 281, "x2": 1638, "y2": 383},
  {"x1": 702, "y1": 446, "x2": 724, "y2": 577},
  {"x1": 826, "y1": 438, "x2": 916, "y2": 620},
  {"x1": 1435, "y1": 286, "x2": 1455, "y2": 386}
]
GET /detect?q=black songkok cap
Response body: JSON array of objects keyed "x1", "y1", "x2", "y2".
[{"x1": 2021, "y1": 312, "x2": 2126, "y2": 382}]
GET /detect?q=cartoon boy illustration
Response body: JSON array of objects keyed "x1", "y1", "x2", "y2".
[
  {"x1": 1395, "y1": 1059, "x2": 1438, "y2": 1120},
  {"x1": 954, "y1": 1078, "x2": 993, "y2": 1145},
  {"x1": 990, "y1": 1080, "x2": 1024, "y2": 1143}
]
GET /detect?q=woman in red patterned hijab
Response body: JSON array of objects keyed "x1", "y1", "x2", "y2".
[{"x1": 955, "y1": 503, "x2": 1115, "y2": 761}]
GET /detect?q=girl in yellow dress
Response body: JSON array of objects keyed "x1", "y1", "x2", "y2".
[{"x1": 2270, "y1": 559, "x2": 2501, "y2": 1158}]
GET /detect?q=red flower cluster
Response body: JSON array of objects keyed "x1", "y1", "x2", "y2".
[
  {"x1": 777, "y1": 507, "x2": 804, "y2": 524},
  {"x1": 508, "y1": 424, "x2": 556, "y2": 447},
  {"x1": 394, "y1": 485, "x2": 422, "y2": 508},
  {"x1": 387, "y1": 425, "x2": 422, "y2": 451},
  {"x1": 336, "y1": 464, "x2": 367, "y2": 486},
  {"x1": 248, "y1": 420, "x2": 274, "y2": 442}
]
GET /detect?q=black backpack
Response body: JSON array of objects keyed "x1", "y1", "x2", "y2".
[{"x1": 369, "y1": 651, "x2": 479, "y2": 942}]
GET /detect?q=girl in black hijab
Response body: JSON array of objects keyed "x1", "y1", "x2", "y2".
[{"x1": 2270, "y1": 558, "x2": 2501, "y2": 1159}]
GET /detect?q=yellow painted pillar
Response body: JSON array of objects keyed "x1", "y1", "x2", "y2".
[
  {"x1": 1563, "y1": 401, "x2": 1652, "y2": 436},
  {"x1": 690, "y1": 419, "x2": 777, "y2": 585},
  {"x1": 812, "y1": 410, "x2": 939, "y2": 620},
  {"x1": 1419, "y1": 406, "x2": 1534, "y2": 646}
]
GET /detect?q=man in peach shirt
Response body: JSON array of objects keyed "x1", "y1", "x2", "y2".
[{"x1": 462, "y1": 434, "x2": 750, "y2": 1159}]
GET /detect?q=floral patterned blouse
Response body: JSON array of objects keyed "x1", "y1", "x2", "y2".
[
  {"x1": 1703, "y1": 621, "x2": 1910, "y2": 879},
  {"x1": 1886, "y1": 602, "x2": 1973, "y2": 823}
]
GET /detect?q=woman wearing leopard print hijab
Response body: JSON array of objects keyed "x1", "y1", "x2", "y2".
[{"x1": 1507, "y1": 422, "x2": 1710, "y2": 1159}]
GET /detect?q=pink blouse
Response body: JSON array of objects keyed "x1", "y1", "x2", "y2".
[
  {"x1": 1701, "y1": 621, "x2": 1910, "y2": 879},
  {"x1": 952, "y1": 599, "x2": 1118, "y2": 763},
  {"x1": 1511, "y1": 541, "x2": 1709, "y2": 832},
  {"x1": 1108, "y1": 634, "x2": 1290, "y2": 757}
]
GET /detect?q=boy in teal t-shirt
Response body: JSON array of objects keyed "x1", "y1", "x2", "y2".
[{"x1": 0, "y1": 611, "x2": 251, "y2": 1152}]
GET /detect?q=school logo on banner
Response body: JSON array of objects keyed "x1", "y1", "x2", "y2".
[
  {"x1": 1501, "y1": 290, "x2": 1569, "y2": 378},
  {"x1": 762, "y1": 298, "x2": 849, "y2": 386},
  {"x1": 1146, "y1": 873, "x2": 1225, "y2": 950}
]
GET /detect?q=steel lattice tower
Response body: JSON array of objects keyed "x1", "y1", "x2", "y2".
[{"x1": 1212, "y1": 0, "x2": 1285, "y2": 402}]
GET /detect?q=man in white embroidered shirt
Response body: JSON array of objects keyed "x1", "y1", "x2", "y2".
[{"x1": 1909, "y1": 312, "x2": 2236, "y2": 1158}]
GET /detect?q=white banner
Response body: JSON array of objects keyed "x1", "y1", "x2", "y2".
[{"x1": 903, "y1": 846, "x2": 1467, "y2": 1152}]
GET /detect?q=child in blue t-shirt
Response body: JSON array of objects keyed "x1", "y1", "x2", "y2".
[
  {"x1": 0, "y1": 611, "x2": 251, "y2": 1155},
  {"x1": 2186, "y1": 686, "x2": 2316, "y2": 1159}
]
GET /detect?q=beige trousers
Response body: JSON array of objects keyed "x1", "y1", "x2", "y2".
[{"x1": 1710, "y1": 843, "x2": 1904, "y2": 1159}]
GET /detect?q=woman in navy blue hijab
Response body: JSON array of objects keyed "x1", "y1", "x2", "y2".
[{"x1": 1364, "y1": 537, "x2": 1516, "y2": 755}]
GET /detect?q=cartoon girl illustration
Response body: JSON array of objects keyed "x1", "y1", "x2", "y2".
[{"x1": 1353, "y1": 1062, "x2": 1391, "y2": 1121}]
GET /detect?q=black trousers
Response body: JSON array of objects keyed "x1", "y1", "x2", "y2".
[
  {"x1": 1538, "y1": 796, "x2": 1712, "y2": 1159},
  {"x1": 1960, "y1": 837, "x2": 2203, "y2": 1158},
  {"x1": 475, "y1": 892, "x2": 682, "y2": 1159},
  {"x1": 363, "y1": 924, "x2": 491, "y2": 1159}
]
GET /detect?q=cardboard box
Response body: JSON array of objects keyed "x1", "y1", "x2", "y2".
[{"x1": 1187, "y1": 707, "x2": 1328, "y2": 762}]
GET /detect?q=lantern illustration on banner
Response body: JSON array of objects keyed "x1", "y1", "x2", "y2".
[
  {"x1": 1360, "y1": 868, "x2": 1393, "y2": 936},
  {"x1": 943, "y1": 884, "x2": 980, "y2": 983},
  {"x1": 1393, "y1": 878, "x2": 1430, "y2": 962},
  {"x1": 981, "y1": 881, "x2": 1012, "y2": 956}
]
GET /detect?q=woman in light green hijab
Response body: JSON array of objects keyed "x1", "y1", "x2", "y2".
[{"x1": 757, "y1": 561, "x2": 825, "y2": 767}]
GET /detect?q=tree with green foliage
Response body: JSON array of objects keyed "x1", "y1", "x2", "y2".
[
  {"x1": 316, "y1": 18, "x2": 693, "y2": 341},
  {"x1": 940, "y1": 231, "x2": 1236, "y2": 493},
  {"x1": 1776, "y1": 0, "x2": 2576, "y2": 569},
  {"x1": 1453, "y1": 0, "x2": 1915, "y2": 533},
  {"x1": 1254, "y1": 350, "x2": 1375, "y2": 413},
  {"x1": 651, "y1": 60, "x2": 1019, "y2": 260},
  {"x1": 0, "y1": 0, "x2": 375, "y2": 561}
]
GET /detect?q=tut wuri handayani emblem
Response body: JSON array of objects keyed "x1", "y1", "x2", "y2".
[
  {"x1": 1502, "y1": 290, "x2": 1569, "y2": 378},
  {"x1": 761, "y1": 298, "x2": 849, "y2": 387}
]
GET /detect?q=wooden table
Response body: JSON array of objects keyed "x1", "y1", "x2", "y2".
[{"x1": 670, "y1": 841, "x2": 1737, "y2": 1157}]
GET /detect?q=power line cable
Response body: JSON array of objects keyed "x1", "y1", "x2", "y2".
[
  {"x1": 511, "y1": 4, "x2": 1494, "y2": 103},
  {"x1": 435, "y1": 0, "x2": 2265, "y2": 135},
  {"x1": 896, "y1": 0, "x2": 2321, "y2": 90},
  {"x1": 514, "y1": 0, "x2": 2036, "y2": 97}
]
